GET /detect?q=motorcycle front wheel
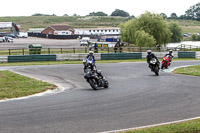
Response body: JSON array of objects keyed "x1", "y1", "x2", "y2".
[
  {"x1": 154, "y1": 66, "x2": 159, "y2": 76},
  {"x1": 88, "y1": 78, "x2": 99, "y2": 90},
  {"x1": 161, "y1": 63, "x2": 164, "y2": 69},
  {"x1": 104, "y1": 81, "x2": 109, "y2": 88}
]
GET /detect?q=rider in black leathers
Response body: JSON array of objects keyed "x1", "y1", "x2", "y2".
[
  {"x1": 146, "y1": 50, "x2": 160, "y2": 70},
  {"x1": 84, "y1": 51, "x2": 104, "y2": 79},
  {"x1": 84, "y1": 51, "x2": 96, "y2": 70}
]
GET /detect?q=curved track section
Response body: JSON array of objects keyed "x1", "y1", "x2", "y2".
[{"x1": 0, "y1": 61, "x2": 200, "y2": 133}]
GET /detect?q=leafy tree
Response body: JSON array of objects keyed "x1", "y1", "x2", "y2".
[
  {"x1": 32, "y1": 13, "x2": 56, "y2": 16},
  {"x1": 191, "y1": 34, "x2": 200, "y2": 41},
  {"x1": 88, "y1": 12, "x2": 107, "y2": 16},
  {"x1": 170, "y1": 13, "x2": 178, "y2": 19},
  {"x1": 32, "y1": 13, "x2": 45, "y2": 16},
  {"x1": 135, "y1": 30, "x2": 156, "y2": 47},
  {"x1": 126, "y1": 15, "x2": 135, "y2": 20},
  {"x1": 119, "y1": 19, "x2": 138, "y2": 45},
  {"x1": 169, "y1": 23, "x2": 183, "y2": 42},
  {"x1": 160, "y1": 13, "x2": 167, "y2": 19},
  {"x1": 137, "y1": 12, "x2": 172, "y2": 45},
  {"x1": 63, "y1": 14, "x2": 68, "y2": 16},
  {"x1": 73, "y1": 13, "x2": 77, "y2": 16},
  {"x1": 185, "y1": 3, "x2": 200, "y2": 20},
  {"x1": 179, "y1": 15, "x2": 187, "y2": 20},
  {"x1": 120, "y1": 11, "x2": 172, "y2": 47},
  {"x1": 111, "y1": 9, "x2": 130, "y2": 17}
]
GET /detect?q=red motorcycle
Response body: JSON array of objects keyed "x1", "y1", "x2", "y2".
[{"x1": 161, "y1": 55, "x2": 170, "y2": 69}]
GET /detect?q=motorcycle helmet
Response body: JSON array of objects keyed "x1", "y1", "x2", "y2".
[
  {"x1": 169, "y1": 50, "x2": 173, "y2": 55},
  {"x1": 89, "y1": 51, "x2": 93, "y2": 55},
  {"x1": 147, "y1": 50, "x2": 152, "y2": 55}
]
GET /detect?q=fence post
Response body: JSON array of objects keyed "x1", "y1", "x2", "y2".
[
  {"x1": 108, "y1": 47, "x2": 110, "y2": 53},
  {"x1": 48, "y1": 48, "x2": 50, "y2": 54},
  {"x1": 9, "y1": 49, "x2": 11, "y2": 55},
  {"x1": 140, "y1": 47, "x2": 141, "y2": 52},
  {"x1": 85, "y1": 47, "x2": 87, "y2": 53},
  {"x1": 73, "y1": 48, "x2": 75, "y2": 53},
  {"x1": 61, "y1": 48, "x2": 63, "y2": 54},
  {"x1": 22, "y1": 49, "x2": 24, "y2": 55}
]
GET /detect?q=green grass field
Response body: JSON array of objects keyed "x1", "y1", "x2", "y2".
[
  {"x1": 0, "y1": 16, "x2": 200, "y2": 33},
  {"x1": 173, "y1": 65, "x2": 200, "y2": 76},
  {"x1": 0, "y1": 70, "x2": 56, "y2": 99}
]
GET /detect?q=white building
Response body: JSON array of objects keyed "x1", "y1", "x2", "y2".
[
  {"x1": 75, "y1": 27, "x2": 120, "y2": 35},
  {"x1": 28, "y1": 28, "x2": 45, "y2": 33},
  {"x1": 0, "y1": 22, "x2": 20, "y2": 35}
]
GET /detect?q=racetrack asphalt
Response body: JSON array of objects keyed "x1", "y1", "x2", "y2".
[{"x1": 0, "y1": 60, "x2": 200, "y2": 133}]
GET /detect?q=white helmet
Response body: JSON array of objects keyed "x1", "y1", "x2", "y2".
[
  {"x1": 169, "y1": 50, "x2": 173, "y2": 54},
  {"x1": 89, "y1": 51, "x2": 93, "y2": 55},
  {"x1": 147, "y1": 50, "x2": 152, "y2": 55}
]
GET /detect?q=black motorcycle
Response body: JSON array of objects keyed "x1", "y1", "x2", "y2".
[
  {"x1": 83, "y1": 59, "x2": 109, "y2": 90},
  {"x1": 149, "y1": 58, "x2": 160, "y2": 76}
]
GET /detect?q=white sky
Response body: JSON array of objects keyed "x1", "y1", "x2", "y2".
[{"x1": 0, "y1": 0, "x2": 199, "y2": 17}]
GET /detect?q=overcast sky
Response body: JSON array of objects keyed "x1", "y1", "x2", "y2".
[{"x1": 0, "y1": 0, "x2": 199, "y2": 17}]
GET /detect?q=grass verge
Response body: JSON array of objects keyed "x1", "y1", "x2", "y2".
[
  {"x1": 121, "y1": 119, "x2": 200, "y2": 133},
  {"x1": 0, "y1": 58, "x2": 198, "y2": 66},
  {"x1": 173, "y1": 65, "x2": 200, "y2": 76},
  {"x1": 0, "y1": 70, "x2": 56, "y2": 100}
]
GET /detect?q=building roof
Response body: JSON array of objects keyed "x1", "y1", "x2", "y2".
[
  {"x1": 0, "y1": 22, "x2": 20, "y2": 32},
  {"x1": 0, "y1": 22, "x2": 12, "y2": 28},
  {"x1": 50, "y1": 25, "x2": 74, "y2": 31},
  {"x1": 75, "y1": 27, "x2": 120, "y2": 30}
]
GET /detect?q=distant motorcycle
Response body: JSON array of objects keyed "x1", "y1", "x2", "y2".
[
  {"x1": 83, "y1": 59, "x2": 109, "y2": 90},
  {"x1": 149, "y1": 58, "x2": 160, "y2": 76},
  {"x1": 161, "y1": 55, "x2": 170, "y2": 69}
]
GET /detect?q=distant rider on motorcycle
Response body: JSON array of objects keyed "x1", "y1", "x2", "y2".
[
  {"x1": 84, "y1": 51, "x2": 96, "y2": 71},
  {"x1": 146, "y1": 50, "x2": 160, "y2": 70},
  {"x1": 84, "y1": 51, "x2": 104, "y2": 79},
  {"x1": 164, "y1": 50, "x2": 173, "y2": 66}
]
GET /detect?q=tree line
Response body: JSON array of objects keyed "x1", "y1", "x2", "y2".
[
  {"x1": 32, "y1": 3, "x2": 200, "y2": 21},
  {"x1": 32, "y1": 9, "x2": 131, "y2": 17},
  {"x1": 161, "y1": 3, "x2": 200, "y2": 21}
]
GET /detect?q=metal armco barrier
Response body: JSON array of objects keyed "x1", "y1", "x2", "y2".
[
  {"x1": 8, "y1": 54, "x2": 56, "y2": 63},
  {"x1": 178, "y1": 52, "x2": 196, "y2": 58},
  {"x1": 0, "y1": 52, "x2": 199, "y2": 63},
  {"x1": 101, "y1": 53, "x2": 142, "y2": 60}
]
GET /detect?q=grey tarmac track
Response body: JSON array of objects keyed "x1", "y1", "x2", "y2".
[{"x1": 0, "y1": 61, "x2": 200, "y2": 133}]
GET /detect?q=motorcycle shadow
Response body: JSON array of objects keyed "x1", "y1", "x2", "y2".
[{"x1": 82, "y1": 87, "x2": 110, "y2": 91}]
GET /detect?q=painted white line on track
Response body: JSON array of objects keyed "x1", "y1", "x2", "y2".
[
  {"x1": 163, "y1": 65, "x2": 194, "y2": 73},
  {"x1": 100, "y1": 116, "x2": 200, "y2": 133}
]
